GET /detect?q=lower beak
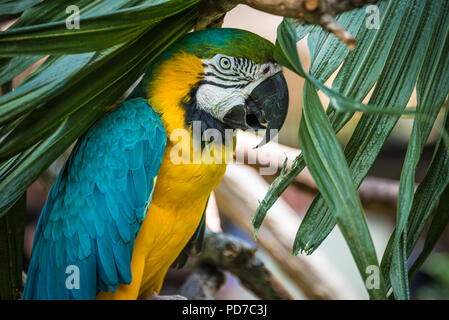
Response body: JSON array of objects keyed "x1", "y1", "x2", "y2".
[{"x1": 222, "y1": 72, "x2": 289, "y2": 148}]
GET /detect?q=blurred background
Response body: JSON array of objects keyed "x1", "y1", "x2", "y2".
[{"x1": 2, "y1": 4, "x2": 448, "y2": 300}]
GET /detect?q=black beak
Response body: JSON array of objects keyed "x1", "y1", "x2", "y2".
[{"x1": 222, "y1": 72, "x2": 289, "y2": 148}]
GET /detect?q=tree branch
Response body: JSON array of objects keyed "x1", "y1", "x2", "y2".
[
  {"x1": 215, "y1": 164, "x2": 359, "y2": 299},
  {"x1": 197, "y1": 0, "x2": 385, "y2": 47},
  {"x1": 196, "y1": 0, "x2": 240, "y2": 30},
  {"x1": 196, "y1": 230, "x2": 294, "y2": 299},
  {"x1": 180, "y1": 262, "x2": 226, "y2": 299}
]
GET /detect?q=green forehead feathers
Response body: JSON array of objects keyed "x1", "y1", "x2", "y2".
[
  {"x1": 177, "y1": 28, "x2": 275, "y2": 64},
  {"x1": 160, "y1": 28, "x2": 275, "y2": 65}
]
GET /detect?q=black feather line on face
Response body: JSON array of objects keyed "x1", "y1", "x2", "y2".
[
  {"x1": 197, "y1": 79, "x2": 249, "y2": 89},
  {"x1": 182, "y1": 86, "x2": 228, "y2": 145}
]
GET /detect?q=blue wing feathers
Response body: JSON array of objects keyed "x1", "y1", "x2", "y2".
[{"x1": 23, "y1": 99, "x2": 167, "y2": 299}]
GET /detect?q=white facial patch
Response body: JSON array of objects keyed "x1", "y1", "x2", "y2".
[{"x1": 197, "y1": 54, "x2": 282, "y2": 121}]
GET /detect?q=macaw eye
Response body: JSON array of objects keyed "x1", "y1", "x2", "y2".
[{"x1": 219, "y1": 57, "x2": 231, "y2": 70}]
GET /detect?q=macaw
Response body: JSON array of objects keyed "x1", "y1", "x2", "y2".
[{"x1": 22, "y1": 28, "x2": 289, "y2": 300}]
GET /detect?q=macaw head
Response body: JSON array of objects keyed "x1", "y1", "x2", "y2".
[{"x1": 141, "y1": 28, "x2": 289, "y2": 147}]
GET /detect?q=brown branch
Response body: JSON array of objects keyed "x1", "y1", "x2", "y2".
[
  {"x1": 195, "y1": 0, "x2": 240, "y2": 30},
  {"x1": 215, "y1": 164, "x2": 359, "y2": 299},
  {"x1": 196, "y1": 0, "x2": 385, "y2": 47},
  {"x1": 180, "y1": 262, "x2": 225, "y2": 300},
  {"x1": 196, "y1": 230, "x2": 294, "y2": 300}
]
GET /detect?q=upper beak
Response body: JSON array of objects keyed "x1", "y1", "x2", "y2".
[{"x1": 222, "y1": 72, "x2": 289, "y2": 148}]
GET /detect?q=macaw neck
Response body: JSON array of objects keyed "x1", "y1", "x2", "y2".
[
  {"x1": 143, "y1": 53, "x2": 231, "y2": 207},
  {"x1": 144, "y1": 51, "x2": 236, "y2": 165},
  {"x1": 145, "y1": 51, "x2": 204, "y2": 138}
]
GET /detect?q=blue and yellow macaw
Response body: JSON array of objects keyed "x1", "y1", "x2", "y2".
[{"x1": 22, "y1": 28, "x2": 289, "y2": 300}]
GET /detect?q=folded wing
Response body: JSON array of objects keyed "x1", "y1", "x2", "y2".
[{"x1": 23, "y1": 98, "x2": 167, "y2": 299}]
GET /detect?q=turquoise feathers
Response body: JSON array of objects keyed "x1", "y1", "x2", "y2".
[{"x1": 23, "y1": 99, "x2": 166, "y2": 299}]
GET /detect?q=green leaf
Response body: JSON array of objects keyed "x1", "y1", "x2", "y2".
[
  {"x1": 10, "y1": 0, "x2": 143, "y2": 28},
  {"x1": 276, "y1": 15, "x2": 420, "y2": 118},
  {"x1": 270, "y1": 0, "x2": 402, "y2": 253},
  {"x1": 388, "y1": 0, "x2": 449, "y2": 299},
  {"x1": 0, "y1": 1, "x2": 202, "y2": 160},
  {"x1": 408, "y1": 183, "x2": 449, "y2": 281},
  {"x1": 252, "y1": 157, "x2": 304, "y2": 235},
  {"x1": 381, "y1": 110, "x2": 449, "y2": 289},
  {"x1": 326, "y1": 0, "x2": 396, "y2": 123},
  {"x1": 0, "y1": 53, "x2": 95, "y2": 127},
  {"x1": 0, "y1": 0, "x2": 200, "y2": 56},
  {"x1": 380, "y1": 0, "x2": 449, "y2": 295},
  {"x1": 273, "y1": 20, "x2": 307, "y2": 77},
  {"x1": 0, "y1": 192, "x2": 25, "y2": 299},
  {"x1": 257, "y1": 0, "x2": 447, "y2": 300},
  {"x1": 406, "y1": 113, "x2": 449, "y2": 256},
  {"x1": 389, "y1": 231, "x2": 410, "y2": 300},
  {"x1": 253, "y1": 4, "x2": 387, "y2": 234},
  {"x1": 0, "y1": 0, "x2": 126, "y2": 86},
  {"x1": 299, "y1": 81, "x2": 386, "y2": 299},
  {"x1": 0, "y1": 1, "x2": 194, "y2": 102},
  {"x1": 255, "y1": 1, "x2": 398, "y2": 240},
  {"x1": 0, "y1": 56, "x2": 42, "y2": 86},
  {"x1": 307, "y1": 6, "x2": 370, "y2": 82},
  {"x1": 397, "y1": 0, "x2": 449, "y2": 242},
  {"x1": 0, "y1": 0, "x2": 39, "y2": 15},
  {"x1": 293, "y1": 0, "x2": 446, "y2": 257},
  {"x1": 0, "y1": 8, "x2": 198, "y2": 216},
  {"x1": 252, "y1": 20, "x2": 311, "y2": 233}
]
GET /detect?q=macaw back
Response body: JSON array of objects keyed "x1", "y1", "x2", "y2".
[{"x1": 23, "y1": 99, "x2": 166, "y2": 299}]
